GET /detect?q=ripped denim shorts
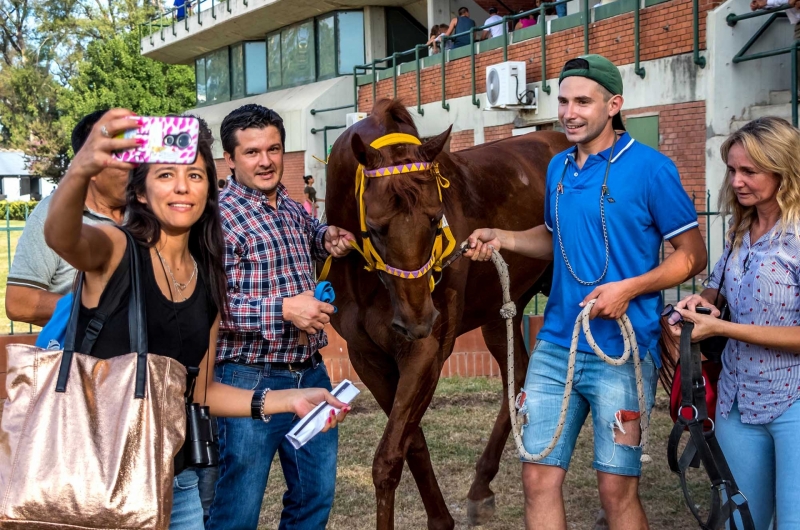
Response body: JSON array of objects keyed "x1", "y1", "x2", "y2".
[{"x1": 517, "y1": 339, "x2": 657, "y2": 476}]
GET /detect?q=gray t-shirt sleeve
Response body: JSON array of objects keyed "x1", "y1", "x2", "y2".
[{"x1": 7, "y1": 196, "x2": 74, "y2": 295}]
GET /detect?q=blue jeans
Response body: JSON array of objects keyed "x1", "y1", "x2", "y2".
[
  {"x1": 519, "y1": 340, "x2": 657, "y2": 476},
  {"x1": 206, "y1": 360, "x2": 338, "y2": 530},
  {"x1": 556, "y1": 2, "x2": 567, "y2": 17},
  {"x1": 170, "y1": 468, "x2": 205, "y2": 530},
  {"x1": 716, "y1": 400, "x2": 800, "y2": 530}
]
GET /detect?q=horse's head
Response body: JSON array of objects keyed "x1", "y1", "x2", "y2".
[{"x1": 350, "y1": 126, "x2": 452, "y2": 341}]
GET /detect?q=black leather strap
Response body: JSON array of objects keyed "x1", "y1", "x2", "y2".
[
  {"x1": 667, "y1": 323, "x2": 755, "y2": 530},
  {"x1": 56, "y1": 228, "x2": 149, "y2": 399}
]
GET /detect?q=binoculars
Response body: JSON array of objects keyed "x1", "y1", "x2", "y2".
[{"x1": 184, "y1": 367, "x2": 219, "y2": 468}]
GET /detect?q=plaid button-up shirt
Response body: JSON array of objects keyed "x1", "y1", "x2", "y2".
[{"x1": 217, "y1": 177, "x2": 329, "y2": 364}]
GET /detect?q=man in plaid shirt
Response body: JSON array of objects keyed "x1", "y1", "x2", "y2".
[{"x1": 206, "y1": 104, "x2": 354, "y2": 530}]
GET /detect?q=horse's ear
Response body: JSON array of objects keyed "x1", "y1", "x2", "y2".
[
  {"x1": 351, "y1": 133, "x2": 382, "y2": 168},
  {"x1": 418, "y1": 126, "x2": 453, "y2": 162}
]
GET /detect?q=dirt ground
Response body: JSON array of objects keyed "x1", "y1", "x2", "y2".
[{"x1": 259, "y1": 377, "x2": 710, "y2": 529}]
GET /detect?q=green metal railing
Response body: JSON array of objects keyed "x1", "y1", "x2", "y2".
[
  {"x1": 310, "y1": 105, "x2": 354, "y2": 115},
  {"x1": 1, "y1": 203, "x2": 36, "y2": 335},
  {"x1": 727, "y1": 5, "x2": 797, "y2": 126},
  {"x1": 139, "y1": 0, "x2": 220, "y2": 47},
  {"x1": 354, "y1": 0, "x2": 704, "y2": 113}
]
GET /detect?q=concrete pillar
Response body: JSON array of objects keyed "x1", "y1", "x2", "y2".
[
  {"x1": 363, "y1": 7, "x2": 387, "y2": 62},
  {"x1": 428, "y1": 0, "x2": 450, "y2": 28}
]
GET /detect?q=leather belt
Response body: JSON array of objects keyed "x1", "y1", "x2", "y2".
[{"x1": 225, "y1": 352, "x2": 323, "y2": 372}]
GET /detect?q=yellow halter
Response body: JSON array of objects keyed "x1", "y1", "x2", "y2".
[{"x1": 318, "y1": 132, "x2": 456, "y2": 292}]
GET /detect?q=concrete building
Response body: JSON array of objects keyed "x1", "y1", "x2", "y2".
[
  {"x1": 0, "y1": 150, "x2": 56, "y2": 201},
  {"x1": 140, "y1": 0, "x2": 798, "y2": 379}
]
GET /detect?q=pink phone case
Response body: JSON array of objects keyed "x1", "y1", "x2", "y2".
[{"x1": 114, "y1": 116, "x2": 200, "y2": 165}]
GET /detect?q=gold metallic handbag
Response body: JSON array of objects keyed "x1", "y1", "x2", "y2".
[{"x1": 0, "y1": 230, "x2": 187, "y2": 529}]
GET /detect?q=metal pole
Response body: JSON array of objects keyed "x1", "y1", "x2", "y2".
[
  {"x1": 583, "y1": 0, "x2": 589, "y2": 55},
  {"x1": 634, "y1": 0, "x2": 645, "y2": 78},
  {"x1": 541, "y1": 5, "x2": 551, "y2": 94},
  {"x1": 371, "y1": 60, "x2": 377, "y2": 108},
  {"x1": 415, "y1": 46, "x2": 424, "y2": 115},
  {"x1": 353, "y1": 66, "x2": 359, "y2": 113},
  {"x1": 502, "y1": 16, "x2": 509, "y2": 62},
  {"x1": 471, "y1": 31, "x2": 480, "y2": 107},
  {"x1": 441, "y1": 38, "x2": 450, "y2": 111},
  {"x1": 392, "y1": 53, "x2": 398, "y2": 100},
  {"x1": 793, "y1": 42, "x2": 798, "y2": 127},
  {"x1": 693, "y1": 0, "x2": 707, "y2": 67}
]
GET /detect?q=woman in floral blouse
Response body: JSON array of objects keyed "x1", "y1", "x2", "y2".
[{"x1": 673, "y1": 116, "x2": 800, "y2": 530}]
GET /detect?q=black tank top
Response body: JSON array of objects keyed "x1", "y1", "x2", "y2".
[{"x1": 74, "y1": 238, "x2": 218, "y2": 366}]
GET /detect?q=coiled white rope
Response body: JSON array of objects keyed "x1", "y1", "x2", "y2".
[{"x1": 487, "y1": 249, "x2": 651, "y2": 464}]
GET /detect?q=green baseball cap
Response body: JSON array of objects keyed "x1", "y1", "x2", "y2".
[{"x1": 559, "y1": 54, "x2": 625, "y2": 130}]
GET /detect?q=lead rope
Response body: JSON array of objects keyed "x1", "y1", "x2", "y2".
[{"x1": 486, "y1": 247, "x2": 651, "y2": 463}]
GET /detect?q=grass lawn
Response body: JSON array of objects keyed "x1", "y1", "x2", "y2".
[
  {"x1": 259, "y1": 377, "x2": 709, "y2": 529},
  {"x1": 0, "y1": 221, "x2": 38, "y2": 335}
]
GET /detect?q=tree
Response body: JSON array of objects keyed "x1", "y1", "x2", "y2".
[{"x1": 58, "y1": 29, "x2": 195, "y2": 152}]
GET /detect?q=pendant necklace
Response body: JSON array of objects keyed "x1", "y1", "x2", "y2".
[
  {"x1": 554, "y1": 134, "x2": 617, "y2": 286},
  {"x1": 155, "y1": 248, "x2": 197, "y2": 302}
]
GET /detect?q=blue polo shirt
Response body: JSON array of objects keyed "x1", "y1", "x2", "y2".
[{"x1": 538, "y1": 133, "x2": 698, "y2": 363}]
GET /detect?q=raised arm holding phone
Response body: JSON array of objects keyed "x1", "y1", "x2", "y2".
[{"x1": 41, "y1": 109, "x2": 348, "y2": 528}]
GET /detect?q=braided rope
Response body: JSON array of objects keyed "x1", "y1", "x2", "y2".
[{"x1": 487, "y1": 249, "x2": 651, "y2": 464}]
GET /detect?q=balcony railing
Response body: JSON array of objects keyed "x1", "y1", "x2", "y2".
[
  {"x1": 352, "y1": 0, "x2": 706, "y2": 115},
  {"x1": 139, "y1": 0, "x2": 228, "y2": 48}
]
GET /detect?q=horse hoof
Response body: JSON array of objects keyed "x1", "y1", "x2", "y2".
[{"x1": 466, "y1": 495, "x2": 495, "y2": 526}]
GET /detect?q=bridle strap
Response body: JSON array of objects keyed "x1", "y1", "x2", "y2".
[{"x1": 318, "y1": 132, "x2": 456, "y2": 291}]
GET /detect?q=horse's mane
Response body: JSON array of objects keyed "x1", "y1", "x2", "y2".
[{"x1": 371, "y1": 99, "x2": 419, "y2": 135}]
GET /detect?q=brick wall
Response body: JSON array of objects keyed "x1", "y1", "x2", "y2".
[
  {"x1": 358, "y1": 0, "x2": 716, "y2": 113},
  {"x1": 450, "y1": 130, "x2": 475, "y2": 151},
  {"x1": 214, "y1": 151, "x2": 307, "y2": 203},
  {"x1": 484, "y1": 123, "x2": 515, "y2": 143}
]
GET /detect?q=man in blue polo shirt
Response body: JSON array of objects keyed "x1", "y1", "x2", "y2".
[{"x1": 466, "y1": 55, "x2": 707, "y2": 529}]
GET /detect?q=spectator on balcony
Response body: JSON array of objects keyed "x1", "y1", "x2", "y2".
[
  {"x1": 5, "y1": 110, "x2": 124, "y2": 330},
  {"x1": 427, "y1": 25, "x2": 443, "y2": 55},
  {"x1": 514, "y1": 10, "x2": 537, "y2": 30},
  {"x1": 174, "y1": 0, "x2": 192, "y2": 21},
  {"x1": 751, "y1": 0, "x2": 800, "y2": 39},
  {"x1": 483, "y1": 7, "x2": 505, "y2": 39},
  {"x1": 444, "y1": 7, "x2": 484, "y2": 49},
  {"x1": 556, "y1": 0, "x2": 568, "y2": 17}
]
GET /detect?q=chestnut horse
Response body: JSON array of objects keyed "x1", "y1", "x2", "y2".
[{"x1": 325, "y1": 99, "x2": 571, "y2": 529}]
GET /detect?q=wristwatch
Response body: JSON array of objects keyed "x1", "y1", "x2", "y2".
[{"x1": 251, "y1": 388, "x2": 272, "y2": 423}]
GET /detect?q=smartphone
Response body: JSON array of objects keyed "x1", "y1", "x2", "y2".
[
  {"x1": 113, "y1": 116, "x2": 199, "y2": 165},
  {"x1": 695, "y1": 307, "x2": 712, "y2": 315}
]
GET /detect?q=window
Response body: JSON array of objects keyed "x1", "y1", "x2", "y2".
[
  {"x1": 267, "y1": 32, "x2": 282, "y2": 89},
  {"x1": 205, "y1": 47, "x2": 231, "y2": 104},
  {"x1": 317, "y1": 15, "x2": 336, "y2": 79},
  {"x1": 626, "y1": 115, "x2": 659, "y2": 150},
  {"x1": 245, "y1": 41, "x2": 267, "y2": 95},
  {"x1": 281, "y1": 20, "x2": 315, "y2": 87},
  {"x1": 231, "y1": 43, "x2": 245, "y2": 100},
  {"x1": 195, "y1": 58, "x2": 206, "y2": 105},
  {"x1": 385, "y1": 8, "x2": 425, "y2": 64},
  {"x1": 337, "y1": 11, "x2": 364, "y2": 75}
]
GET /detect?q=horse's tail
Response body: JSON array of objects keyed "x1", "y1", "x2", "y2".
[{"x1": 657, "y1": 317, "x2": 680, "y2": 394}]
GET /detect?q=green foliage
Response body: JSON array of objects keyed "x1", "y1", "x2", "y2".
[
  {"x1": 59, "y1": 31, "x2": 195, "y2": 155},
  {"x1": 0, "y1": 200, "x2": 39, "y2": 221},
  {"x1": 0, "y1": 0, "x2": 195, "y2": 180}
]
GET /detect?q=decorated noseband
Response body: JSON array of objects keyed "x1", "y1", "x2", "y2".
[{"x1": 318, "y1": 133, "x2": 456, "y2": 292}]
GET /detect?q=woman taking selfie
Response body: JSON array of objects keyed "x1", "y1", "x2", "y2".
[
  {"x1": 43, "y1": 109, "x2": 349, "y2": 529},
  {"x1": 671, "y1": 117, "x2": 800, "y2": 530}
]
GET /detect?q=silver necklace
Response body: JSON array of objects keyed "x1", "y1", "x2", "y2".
[
  {"x1": 554, "y1": 135, "x2": 617, "y2": 286},
  {"x1": 155, "y1": 248, "x2": 197, "y2": 301}
]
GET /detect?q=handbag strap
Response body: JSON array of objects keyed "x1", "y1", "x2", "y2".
[
  {"x1": 713, "y1": 245, "x2": 733, "y2": 309},
  {"x1": 56, "y1": 228, "x2": 149, "y2": 398}
]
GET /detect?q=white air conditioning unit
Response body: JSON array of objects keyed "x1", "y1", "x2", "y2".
[
  {"x1": 346, "y1": 112, "x2": 368, "y2": 128},
  {"x1": 486, "y1": 61, "x2": 535, "y2": 109}
]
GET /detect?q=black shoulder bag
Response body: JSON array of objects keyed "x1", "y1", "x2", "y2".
[{"x1": 699, "y1": 248, "x2": 732, "y2": 363}]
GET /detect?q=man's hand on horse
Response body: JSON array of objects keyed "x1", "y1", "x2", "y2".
[
  {"x1": 325, "y1": 226, "x2": 355, "y2": 258},
  {"x1": 282, "y1": 291, "x2": 335, "y2": 333},
  {"x1": 579, "y1": 280, "x2": 635, "y2": 320},
  {"x1": 465, "y1": 228, "x2": 502, "y2": 261}
]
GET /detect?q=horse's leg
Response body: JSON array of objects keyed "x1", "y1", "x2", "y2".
[
  {"x1": 348, "y1": 345, "x2": 454, "y2": 530},
  {"x1": 466, "y1": 313, "x2": 528, "y2": 526},
  {"x1": 371, "y1": 342, "x2": 454, "y2": 530}
]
